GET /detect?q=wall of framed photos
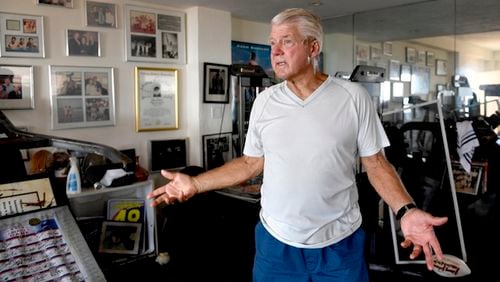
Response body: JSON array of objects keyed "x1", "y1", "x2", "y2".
[{"x1": 0, "y1": 1, "x2": 232, "y2": 169}]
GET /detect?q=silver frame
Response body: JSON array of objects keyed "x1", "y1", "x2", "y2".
[
  {"x1": 0, "y1": 64, "x2": 34, "y2": 109},
  {"x1": 49, "y1": 65, "x2": 116, "y2": 130},
  {"x1": 84, "y1": 0, "x2": 118, "y2": 28},
  {"x1": 66, "y1": 29, "x2": 101, "y2": 57},
  {"x1": 124, "y1": 4, "x2": 186, "y2": 64},
  {"x1": 0, "y1": 12, "x2": 45, "y2": 58}
]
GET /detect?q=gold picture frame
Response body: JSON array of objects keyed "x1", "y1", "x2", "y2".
[{"x1": 135, "y1": 67, "x2": 178, "y2": 131}]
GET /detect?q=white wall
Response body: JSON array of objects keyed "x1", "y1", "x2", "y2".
[
  {"x1": 231, "y1": 18, "x2": 269, "y2": 45},
  {"x1": 1, "y1": 1, "x2": 231, "y2": 172}
]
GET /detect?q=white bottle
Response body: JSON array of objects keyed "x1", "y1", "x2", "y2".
[{"x1": 66, "y1": 156, "x2": 82, "y2": 194}]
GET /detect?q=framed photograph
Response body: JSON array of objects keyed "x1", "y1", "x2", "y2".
[
  {"x1": 405, "y1": 47, "x2": 417, "y2": 64},
  {"x1": 417, "y1": 50, "x2": 426, "y2": 64},
  {"x1": 125, "y1": 5, "x2": 186, "y2": 64},
  {"x1": 6, "y1": 19, "x2": 20, "y2": 31},
  {"x1": 382, "y1": 41, "x2": 392, "y2": 56},
  {"x1": 452, "y1": 161, "x2": 484, "y2": 195},
  {"x1": 149, "y1": 138, "x2": 187, "y2": 171},
  {"x1": 436, "y1": 59, "x2": 448, "y2": 76},
  {"x1": 389, "y1": 59, "x2": 401, "y2": 81},
  {"x1": 410, "y1": 65, "x2": 431, "y2": 95},
  {"x1": 426, "y1": 51, "x2": 435, "y2": 67},
  {"x1": 370, "y1": 46, "x2": 382, "y2": 61},
  {"x1": 36, "y1": 0, "x2": 73, "y2": 8},
  {"x1": 49, "y1": 65, "x2": 115, "y2": 130},
  {"x1": 202, "y1": 132, "x2": 233, "y2": 170},
  {"x1": 98, "y1": 221, "x2": 142, "y2": 255},
  {"x1": 135, "y1": 67, "x2": 178, "y2": 131},
  {"x1": 0, "y1": 13, "x2": 45, "y2": 58},
  {"x1": 356, "y1": 44, "x2": 369, "y2": 64},
  {"x1": 203, "y1": 63, "x2": 229, "y2": 103},
  {"x1": 66, "y1": 29, "x2": 100, "y2": 56},
  {"x1": 400, "y1": 64, "x2": 411, "y2": 82},
  {"x1": 0, "y1": 65, "x2": 34, "y2": 109},
  {"x1": 85, "y1": 0, "x2": 117, "y2": 28},
  {"x1": 436, "y1": 84, "x2": 446, "y2": 93}
]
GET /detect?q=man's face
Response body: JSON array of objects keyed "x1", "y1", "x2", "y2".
[{"x1": 269, "y1": 24, "x2": 310, "y2": 81}]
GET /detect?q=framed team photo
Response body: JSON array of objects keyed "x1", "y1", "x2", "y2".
[{"x1": 0, "y1": 13, "x2": 45, "y2": 58}]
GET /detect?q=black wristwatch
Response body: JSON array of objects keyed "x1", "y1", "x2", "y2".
[{"x1": 396, "y1": 203, "x2": 417, "y2": 220}]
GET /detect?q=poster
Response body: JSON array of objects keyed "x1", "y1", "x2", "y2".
[{"x1": 231, "y1": 40, "x2": 273, "y2": 78}]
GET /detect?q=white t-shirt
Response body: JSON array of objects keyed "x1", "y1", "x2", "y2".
[{"x1": 244, "y1": 76, "x2": 390, "y2": 248}]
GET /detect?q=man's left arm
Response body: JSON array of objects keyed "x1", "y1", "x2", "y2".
[{"x1": 360, "y1": 150, "x2": 448, "y2": 270}]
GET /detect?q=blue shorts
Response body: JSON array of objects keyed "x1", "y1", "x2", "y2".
[{"x1": 253, "y1": 222, "x2": 369, "y2": 282}]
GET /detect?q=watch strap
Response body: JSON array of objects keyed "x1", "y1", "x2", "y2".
[{"x1": 396, "y1": 203, "x2": 417, "y2": 220}]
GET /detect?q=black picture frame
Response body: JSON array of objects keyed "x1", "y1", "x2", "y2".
[
  {"x1": 202, "y1": 132, "x2": 233, "y2": 170},
  {"x1": 203, "y1": 62, "x2": 229, "y2": 103},
  {"x1": 149, "y1": 138, "x2": 188, "y2": 172}
]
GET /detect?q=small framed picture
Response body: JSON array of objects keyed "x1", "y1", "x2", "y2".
[
  {"x1": 36, "y1": 0, "x2": 73, "y2": 8},
  {"x1": 417, "y1": 50, "x2": 426, "y2": 64},
  {"x1": 85, "y1": 0, "x2": 117, "y2": 28},
  {"x1": 436, "y1": 84, "x2": 446, "y2": 93},
  {"x1": 436, "y1": 59, "x2": 448, "y2": 76},
  {"x1": 452, "y1": 161, "x2": 485, "y2": 195},
  {"x1": 0, "y1": 65, "x2": 34, "y2": 109},
  {"x1": 125, "y1": 5, "x2": 186, "y2": 64},
  {"x1": 383, "y1": 41, "x2": 393, "y2": 56},
  {"x1": 135, "y1": 67, "x2": 178, "y2": 131},
  {"x1": 202, "y1": 132, "x2": 233, "y2": 170},
  {"x1": 405, "y1": 47, "x2": 417, "y2": 64},
  {"x1": 0, "y1": 13, "x2": 45, "y2": 58},
  {"x1": 66, "y1": 29, "x2": 100, "y2": 56},
  {"x1": 389, "y1": 59, "x2": 401, "y2": 81},
  {"x1": 400, "y1": 64, "x2": 411, "y2": 82},
  {"x1": 6, "y1": 20, "x2": 20, "y2": 31},
  {"x1": 98, "y1": 221, "x2": 142, "y2": 255},
  {"x1": 356, "y1": 45, "x2": 369, "y2": 63},
  {"x1": 426, "y1": 51, "x2": 435, "y2": 67},
  {"x1": 49, "y1": 65, "x2": 115, "y2": 130},
  {"x1": 203, "y1": 62, "x2": 229, "y2": 103},
  {"x1": 370, "y1": 46, "x2": 381, "y2": 61}
]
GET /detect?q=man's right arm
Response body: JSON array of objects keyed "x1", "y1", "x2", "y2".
[
  {"x1": 194, "y1": 155, "x2": 264, "y2": 193},
  {"x1": 148, "y1": 155, "x2": 264, "y2": 206}
]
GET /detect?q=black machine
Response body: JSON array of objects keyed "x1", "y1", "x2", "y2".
[{"x1": 230, "y1": 64, "x2": 272, "y2": 157}]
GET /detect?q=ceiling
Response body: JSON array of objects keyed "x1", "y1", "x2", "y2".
[
  {"x1": 137, "y1": 0, "x2": 432, "y2": 23},
  {"x1": 137, "y1": 0, "x2": 500, "y2": 52}
]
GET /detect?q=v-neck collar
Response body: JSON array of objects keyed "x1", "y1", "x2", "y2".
[{"x1": 283, "y1": 76, "x2": 332, "y2": 107}]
